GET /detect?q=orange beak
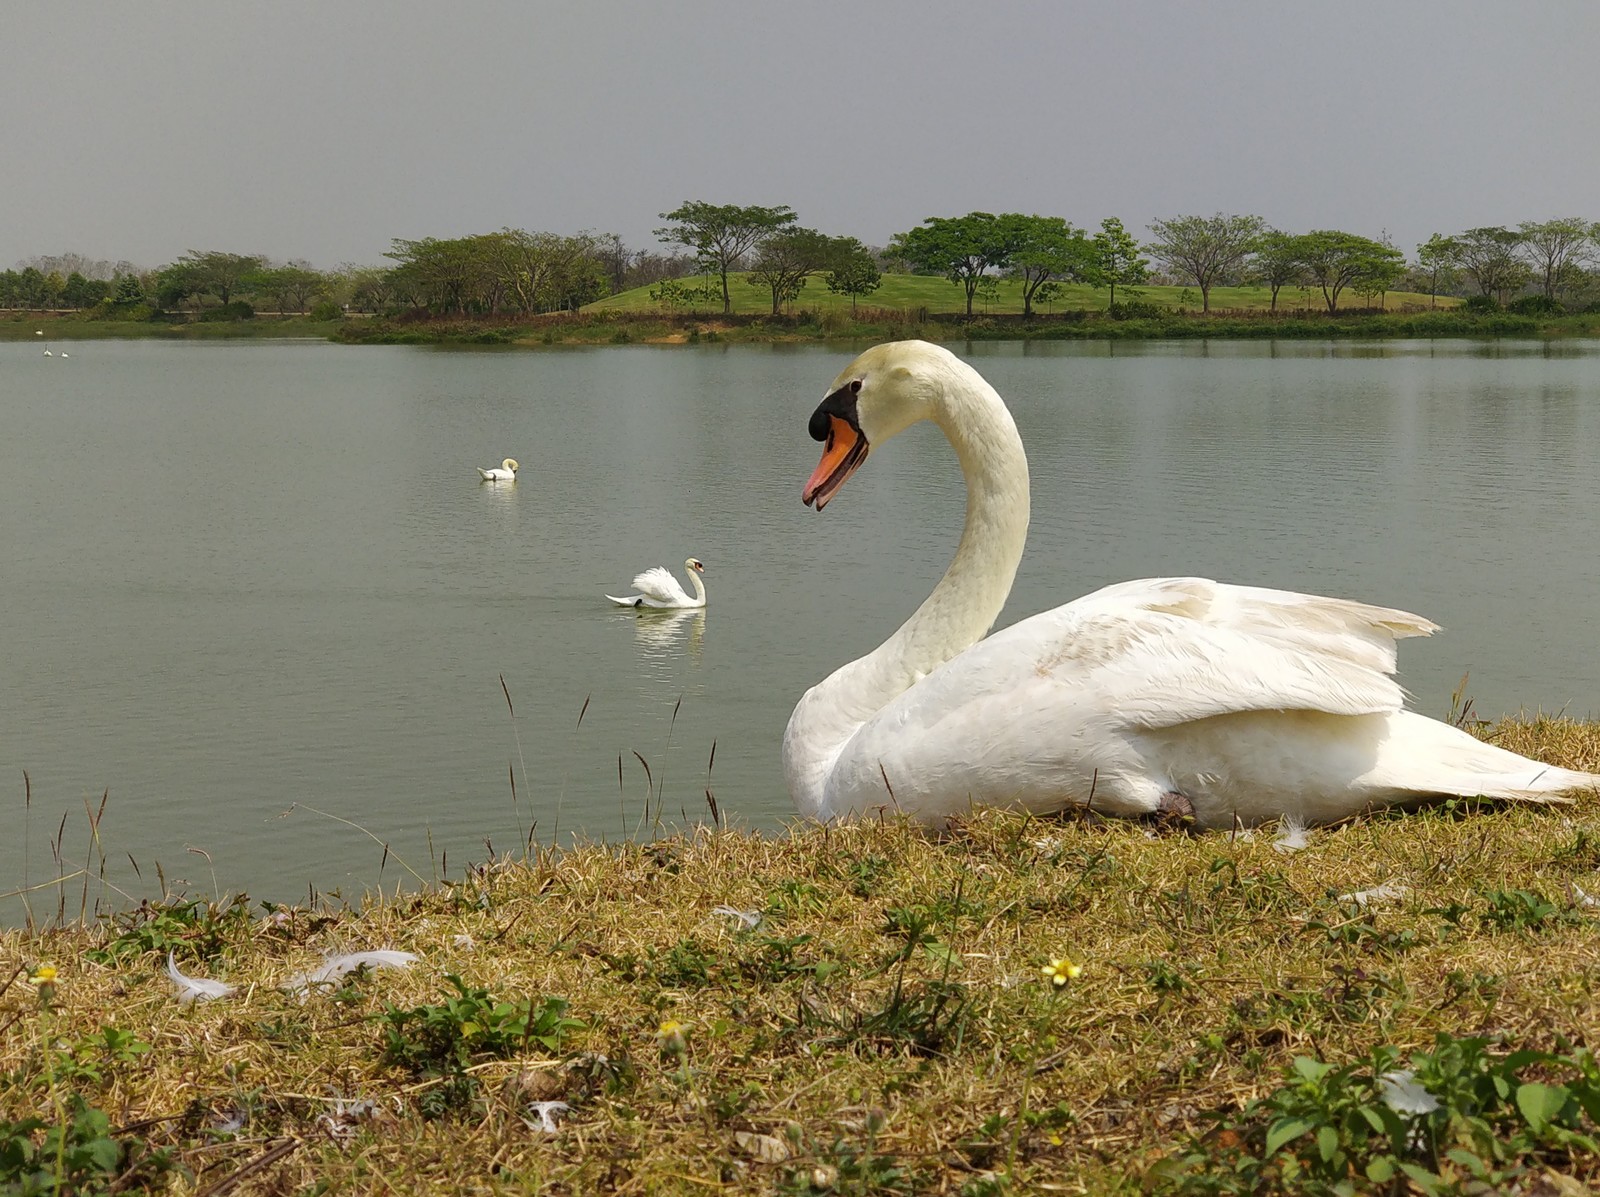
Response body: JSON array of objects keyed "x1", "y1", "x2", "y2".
[{"x1": 802, "y1": 416, "x2": 869, "y2": 511}]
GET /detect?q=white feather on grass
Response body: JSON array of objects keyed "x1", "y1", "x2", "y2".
[
  {"x1": 1573, "y1": 882, "x2": 1600, "y2": 908},
  {"x1": 711, "y1": 904, "x2": 763, "y2": 930},
  {"x1": 1271, "y1": 814, "x2": 1312, "y2": 854},
  {"x1": 1336, "y1": 881, "x2": 1410, "y2": 908},
  {"x1": 522, "y1": 1101, "x2": 572, "y2": 1133},
  {"x1": 166, "y1": 951, "x2": 237, "y2": 1004},
  {"x1": 1379, "y1": 1070, "x2": 1440, "y2": 1116},
  {"x1": 282, "y1": 950, "x2": 419, "y2": 995}
]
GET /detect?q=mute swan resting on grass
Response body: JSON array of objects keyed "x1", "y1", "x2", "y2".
[
  {"x1": 477, "y1": 457, "x2": 519, "y2": 482},
  {"x1": 783, "y1": 340, "x2": 1599, "y2": 828},
  {"x1": 606, "y1": 557, "x2": 707, "y2": 609}
]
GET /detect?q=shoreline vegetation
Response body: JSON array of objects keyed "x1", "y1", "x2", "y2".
[
  {"x1": 10, "y1": 306, "x2": 1600, "y2": 349},
  {"x1": 5, "y1": 715, "x2": 1600, "y2": 1193},
  {"x1": 8, "y1": 275, "x2": 1600, "y2": 347}
]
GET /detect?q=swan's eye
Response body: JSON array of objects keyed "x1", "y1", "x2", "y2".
[{"x1": 849, "y1": 379, "x2": 863, "y2": 394}]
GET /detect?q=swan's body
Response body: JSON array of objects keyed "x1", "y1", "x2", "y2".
[
  {"x1": 478, "y1": 457, "x2": 519, "y2": 482},
  {"x1": 783, "y1": 340, "x2": 1598, "y2": 828},
  {"x1": 606, "y1": 557, "x2": 707, "y2": 609}
]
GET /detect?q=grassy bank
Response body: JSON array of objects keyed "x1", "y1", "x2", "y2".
[
  {"x1": 586, "y1": 275, "x2": 1458, "y2": 319},
  {"x1": 5, "y1": 717, "x2": 1600, "y2": 1194},
  {"x1": 327, "y1": 307, "x2": 1600, "y2": 348},
  {"x1": 1, "y1": 314, "x2": 343, "y2": 341}
]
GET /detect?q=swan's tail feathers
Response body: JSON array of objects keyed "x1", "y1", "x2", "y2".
[
  {"x1": 605, "y1": 594, "x2": 644, "y2": 608},
  {"x1": 1432, "y1": 761, "x2": 1599, "y2": 804},
  {"x1": 477, "y1": 468, "x2": 494, "y2": 480},
  {"x1": 1380, "y1": 712, "x2": 1600, "y2": 807}
]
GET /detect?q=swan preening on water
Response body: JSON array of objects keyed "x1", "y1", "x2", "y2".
[
  {"x1": 783, "y1": 340, "x2": 1599, "y2": 828},
  {"x1": 606, "y1": 557, "x2": 707, "y2": 609},
  {"x1": 478, "y1": 457, "x2": 519, "y2": 482}
]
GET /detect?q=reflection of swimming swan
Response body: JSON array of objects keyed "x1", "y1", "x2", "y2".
[
  {"x1": 783, "y1": 339, "x2": 1600, "y2": 828},
  {"x1": 606, "y1": 557, "x2": 707, "y2": 609},
  {"x1": 477, "y1": 457, "x2": 519, "y2": 482},
  {"x1": 631, "y1": 607, "x2": 706, "y2": 656}
]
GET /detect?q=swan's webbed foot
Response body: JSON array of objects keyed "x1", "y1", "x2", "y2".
[{"x1": 1145, "y1": 790, "x2": 1197, "y2": 836}]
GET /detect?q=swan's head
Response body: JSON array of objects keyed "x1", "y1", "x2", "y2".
[
  {"x1": 502, "y1": 458, "x2": 519, "y2": 473},
  {"x1": 802, "y1": 340, "x2": 952, "y2": 510},
  {"x1": 685, "y1": 557, "x2": 705, "y2": 574}
]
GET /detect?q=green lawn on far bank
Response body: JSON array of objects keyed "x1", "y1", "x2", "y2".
[{"x1": 587, "y1": 273, "x2": 1459, "y2": 318}]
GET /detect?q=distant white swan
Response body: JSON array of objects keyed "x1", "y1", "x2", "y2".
[
  {"x1": 783, "y1": 340, "x2": 1600, "y2": 828},
  {"x1": 477, "y1": 457, "x2": 519, "y2": 482},
  {"x1": 606, "y1": 557, "x2": 707, "y2": 609}
]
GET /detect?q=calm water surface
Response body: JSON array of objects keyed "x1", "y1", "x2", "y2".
[{"x1": 3, "y1": 338, "x2": 1598, "y2": 912}]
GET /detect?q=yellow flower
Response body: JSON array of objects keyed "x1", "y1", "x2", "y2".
[
  {"x1": 28, "y1": 964, "x2": 59, "y2": 985},
  {"x1": 656, "y1": 1018, "x2": 689, "y2": 1058},
  {"x1": 1040, "y1": 958, "x2": 1081, "y2": 988}
]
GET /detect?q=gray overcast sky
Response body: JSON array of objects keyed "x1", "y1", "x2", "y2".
[{"x1": 4, "y1": 0, "x2": 1596, "y2": 271}]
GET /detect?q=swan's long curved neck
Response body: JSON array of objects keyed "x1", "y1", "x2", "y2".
[
  {"x1": 876, "y1": 364, "x2": 1030, "y2": 684},
  {"x1": 687, "y1": 569, "x2": 707, "y2": 606},
  {"x1": 785, "y1": 358, "x2": 1030, "y2": 811}
]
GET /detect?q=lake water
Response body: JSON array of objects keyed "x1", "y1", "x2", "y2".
[{"x1": 4, "y1": 337, "x2": 1598, "y2": 916}]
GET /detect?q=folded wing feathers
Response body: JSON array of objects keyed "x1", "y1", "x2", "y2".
[
  {"x1": 1055, "y1": 578, "x2": 1436, "y2": 730},
  {"x1": 630, "y1": 567, "x2": 683, "y2": 604}
]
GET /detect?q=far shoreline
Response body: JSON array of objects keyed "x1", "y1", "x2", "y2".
[{"x1": 8, "y1": 307, "x2": 1600, "y2": 348}]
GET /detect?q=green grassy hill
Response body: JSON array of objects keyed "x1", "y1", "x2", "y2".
[{"x1": 588, "y1": 272, "x2": 1456, "y2": 318}]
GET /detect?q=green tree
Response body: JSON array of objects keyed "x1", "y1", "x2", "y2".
[
  {"x1": 889, "y1": 212, "x2": 1018, "y2": 317},
  {"x1": 655, "y1": 201, "x2": 797, "y2": 314},
  {"x1": 111, "y1": 273, "x2": 146, "y2": 307},
  {"x1": 1289, "y1": 230, "x2": 1403, "y2": 313},
  {"x1": 1002, "y1": 214, "x2": 1094, "y2": 318},
  {"x1": 178, "y1": 251, "x2": 266, "y2": 307},
  {"x1": 251, "y1": 263, "x2": 327, "y2": 313},
  {"x1": 1414, "y1": 234, "x2": 1460, "y2": 309},
  {"x1": 154, "y1": 261, "x2": 206, "y2": 313},
  {"x1": 1091, "y1": 217, "x2": 1149, "y2": 308},
  {"x1": 339, "y1": 265, "x2": 394, "y2": 313},
  {"x1": 383, "y1": 237, "x2": 494, "y2": 314},
  {"x1": 1145, "y1": 213, "x2": 1265, "y2": 312},
  {"x1": 1249, "y1": 229, "x2": 1306, "y2": 312},
  {"x1": 744, "y1": 227, "x2": 838, "y2": 315},
  {"x1": 483, "y1": 229, "x2": 605, "y2": 314},
  {"x1": 1452, "y1": 227, "x2": 1530, "y2": 304},
  {"x1": 1517, "y1": 218, "x2": 1593, "y2": 300},
  {"x1": 824, "y1": 238, "x2": 882, "y2": 314},
  {"x1": 15, "y1": 266, "x2": 47, "y2": 308}
]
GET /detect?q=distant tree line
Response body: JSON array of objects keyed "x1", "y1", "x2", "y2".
[{"x1": 6, "y1": 210, "x2": 1599, "y2": 319}]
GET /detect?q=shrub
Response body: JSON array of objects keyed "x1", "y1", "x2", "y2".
[
  {"x1": 198, "y1": 300, "x2": 255, "y2": 322},
  {"x1": 1507, "y1": 294, "x2": 1564, "y2": 316},
  {"x1": 309, "y1": 299, "x2": 343, "y2": 321},
  {"x1": 1461, "y1": 294, "x2": 1501, "y2": 314},
  {"x1": 1108, "y1": 301, "x2": 1165, "y2": 320}
]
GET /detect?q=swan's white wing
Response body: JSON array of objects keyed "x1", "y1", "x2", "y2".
[
  {"x1": 1045, "y1": 577, "x2": 1435, "y2": 729},
  {"x1": 629, "y1": 567, "x2": 689, "y2": 605},
  {"x1": 824, "y1": 578, "x2": 1439, "y2": 821}
]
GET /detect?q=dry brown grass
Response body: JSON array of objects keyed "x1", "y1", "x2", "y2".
[{"x1": 4, "y1": 717, "x2": 1600, "y2": 1194}]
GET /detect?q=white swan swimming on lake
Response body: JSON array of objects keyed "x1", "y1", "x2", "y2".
[
  {"x1": 783, "y1": 340, "x2": 1599, "y2": 828},
  {"x1": 606, "y1": 557, "x2": 707, "y2": 609},
  {"x1": 478, "y1": 457, "x2": 519, "y2": 482}
]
